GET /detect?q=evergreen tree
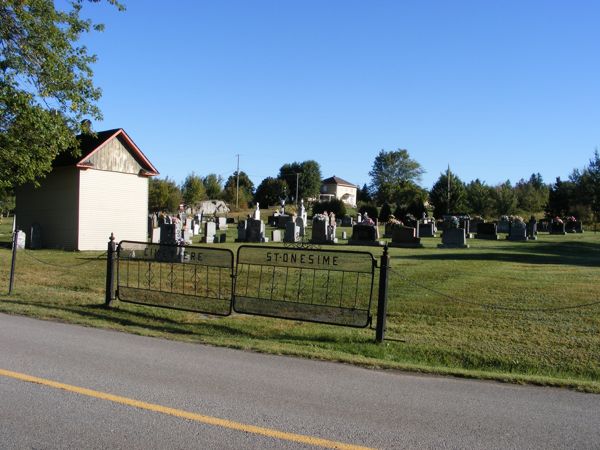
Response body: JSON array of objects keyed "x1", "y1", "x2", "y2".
[
  {"x1": 429, "y1": 169, "x2": 466, "y2": 217},
  {"x1": 465, "y1": 179, "x2": 494, "y2": 217}
]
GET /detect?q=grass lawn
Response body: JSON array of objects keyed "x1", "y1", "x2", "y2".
[{"x1": 0, "y1": 219, "x2": 599, "y2": 392}]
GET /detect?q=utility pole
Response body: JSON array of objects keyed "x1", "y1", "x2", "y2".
[
  {"x1": 236, "y1": 154, "x2": 240, "y2": 209},
  {"x1": 446, "y1": 164, "x2": 450, "y2": 215},
  {"x1": 295, "y1": 172, "x2": 300, "y2": 206}
]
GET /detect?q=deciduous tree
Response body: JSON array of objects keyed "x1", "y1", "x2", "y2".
[
  {"x1": 202, "y1": 173, "x2": 223, "y2": 199},
  {"x1": 181, "y1": 173, "x2": 206, "y2": 205},
  {"x1": 368, "y1": 149, "x2": 424, "y2": 204},
  {"x1": 254, "y1": 177, "x2": 288, "y2": 207},
  {"x1": 149, "y1": 177, "x2": 182, "y2": 213},
  {"x1": 278, "y1": 160, "x2": 322, "y2": 202},
  {"x1": 0, "y1": 0, "x2": 123, "y2": 189}
]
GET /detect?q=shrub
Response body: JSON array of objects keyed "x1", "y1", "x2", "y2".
[
  {"x1": 312, "y1": 198, "x2": 347, "y2": 217},
  {"x1": 359, "y1": 203, "x2": 378, "y2": 221},
  {"x1": 379, "y1": 202, "x2": 392, "y2": 222}
]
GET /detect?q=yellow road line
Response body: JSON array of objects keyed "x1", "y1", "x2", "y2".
[{"x1": 0, "y1": 368, "x2": 374, "y2": 450}]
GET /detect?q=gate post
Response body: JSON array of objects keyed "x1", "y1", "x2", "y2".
[
  {"x1": 8, "y1": 229, "x2": 18, "y2": 295},
  {"x1": 375, "y1": 244, "x2": 390, "y2": 343},
  {"x1": 105, "y1": 233, "x2": 117, "y2": 307}
]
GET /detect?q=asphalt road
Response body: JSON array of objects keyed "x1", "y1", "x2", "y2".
[{"x1": 0, "y1": 313, "x2": 598, "y2": 449}]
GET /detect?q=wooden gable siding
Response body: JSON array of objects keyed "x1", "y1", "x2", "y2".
[
  {"x1": 78, "y1": 169, "x2": 148, "y2": 250},
  {"x1": 84, "y1": 135, "x2": 143, "y2": 174}
]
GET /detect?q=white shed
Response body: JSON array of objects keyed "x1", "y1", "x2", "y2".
[{"x1": 16, "y1": 128, "x2": 159, "y2": 250}]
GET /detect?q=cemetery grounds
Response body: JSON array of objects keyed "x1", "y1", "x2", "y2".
[{"x1": 0, "y1": 219, "x2": 599, "y2": 393}]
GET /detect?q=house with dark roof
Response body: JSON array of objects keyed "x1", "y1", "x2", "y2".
[
  {"x1": 16, "y1": 128, "x2": 158, "y2": 250},
  {"x1": 320, "y1": 176, "x2": 358, "y2": 207}
]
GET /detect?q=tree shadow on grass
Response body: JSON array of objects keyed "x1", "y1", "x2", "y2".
[
  {"x1": 0, "y1": 298, "x2": 348, "y2": 344},
  {"x1": 0, "y1": 298, "x2": 248, "y2": 338},
  {"x1": 396, "y1": 240, "x2": 600, "y2": 267}
]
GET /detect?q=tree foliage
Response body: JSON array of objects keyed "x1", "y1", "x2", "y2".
[
  {"x1": 465, "y1": 179, "x2": 494, "y2": 217},
  {"x1": 514, "y1": 173, "x2": 549, "y2": 215},
  {"x1": 0, "y1": 186, "x2": 15, "y2": 217},
  {"x1": 393, "y1": 182, "x2": 428, "y2": 218},
  {"x1": 0, "y1": 0, "x2": 123, "y2": 189},
  {"x1": 368, "y1": 149, "x2": 424, "y2": 204},
  {"x1": 181, "y1": 173, "x2": 206, "y2": 205},
  {"x1": 546, "y1": 177, "x2": 575, "y2": 218},
  {"x1": 312, "y1": 198, "x2": 346, "y2": 217},
  {"x1": 149, "y1": 177, "x2": 181, "y2": 213},
  {"x1": 222, "y1": 171, "x2": 254, "y2": 208},
  {"x1": 254, "y1": 177, "x2": 288, "y2": 207},
  {"x1": 358, "y1": 204, "x2": 378, "y2": 221},
  {"x1": 278, "y1": 160, "x2": 322, "y2": 202},
  {"x1": 357, "y1": 183, "x2": 371, "y2": 203},
  {"x1": 429, "y1": 169, "x2": 466, "y2": 217},
  {"x1": 492, "y1": 180, "x2": 518, "y2": 216},
  {"x1": 379, "y1": 202, "x2": 392, "y2": 222},
  {"x1": 203, "y1": 173, "x2": 223, "y2": 199}
]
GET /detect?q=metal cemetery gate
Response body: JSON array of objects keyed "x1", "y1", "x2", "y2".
[
  {"x1": 116, "y1": 241, "x2": 234, "y2": 316},
  {"x1": 234, "y1": 246, "x2": 376, "y2": 327},
  {"x1": 111, "y1": 241, "x2": 380, "y2": 331}
]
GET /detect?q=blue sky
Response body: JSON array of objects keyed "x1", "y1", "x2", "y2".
[{"x1": 79, "y1": 0, "x2": 600, "y2": 190}]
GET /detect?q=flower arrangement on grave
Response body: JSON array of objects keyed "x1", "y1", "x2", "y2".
[
  {"x1": 361, "y1": 213, "x2": 375, "y2": 226},
  {"x1": 565, "y1": 216, "x2": 577, "y2": 222},
  {"x1": 553, "y1": 216, "x2": 563, "y2": 224},
  {"x1": 312, "y1": 213, "x2": 328, "y2": 222},
  {"x1": 387, "y1": 215, "x2": 403, "y2": 226},
  {"x1": 445, "y1": 215, "x2": 459, "y2": 229},
  {"x1": 500, "y1": 215, "x2": 510, "y2": 222},
  {"x1": 511, "y1": 215, "x2": 524, "y2": 224}
]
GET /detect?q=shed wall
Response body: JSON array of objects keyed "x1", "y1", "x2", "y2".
[
  {"x1": 15, "y1": 167, "x2": 80, "y2": 250},
  {"x1": 78, "y1": 169, "x2": 148, "y2": 250}
]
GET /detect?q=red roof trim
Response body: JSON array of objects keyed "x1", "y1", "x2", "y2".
[{"x1": 75, "y1": 129, "x2": 160, "y2": 176}]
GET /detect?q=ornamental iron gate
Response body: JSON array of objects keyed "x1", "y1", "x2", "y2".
[
  {"x1": 110, "y1": 241, "x2": 383, "y2": 333},
  {"x1": 116, "y1": 241, "x2": 234, "y2": 316},
  {"x1": 233, "y1": 245, "x2": 376, "y2": 327}
]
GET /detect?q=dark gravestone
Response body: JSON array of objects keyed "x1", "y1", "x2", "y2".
[
  {"x1": 527, "y1": 218, "x2": 538, "y2": 240},
  {"x1": 565, "y1": 220, "x2": 584, "y2": 233},
  {"x1": 160, "y1": 223, "x2": 178, "y2": 245},
  {"x1": 507, "y1": 221, "x2": 527, "y2": 241},
  {"x1": 438, "y1": 228, "x2": 469, "y2": 248},
  {"x1": 389, "y1": 226, "x2": 422, "y2": 248},
  {"x1": 236, "y1": 220, "x2": 247, "y2": 242},
  {"x1": 475, "y1": 222, "x2": 498, "y2": 240},
  {"x1": 284, "y1": 221, "x2": 300, "y2": 243},
  {"x1": 246, "y1": 219, "x2": 265, "y2": 242},
  {"x1": 497, "y1": 219, "x2": 510, "y2": 234},
  {"x1": 311, "y1": 219, "x2": 328, "y2": 244},
  {"x1": 419, "y1": 221, "x2": 437, "y2": 238},
  {"x1": 29, "y1": 223, "x2": 42, "y2": 249},
  {"x1": 384, "y1": 222, "x2": 395, "y2": 238},
  {"x1": 348, "y1": 224, "x2": 383, "y2": 246},
  {"x1": 341, "y1": 216, "x2": 354, "y2": 227},
  {"x1": 537, "y1": 219, "x2": 550, "y2": 233},
  {"x1": 550, "y1": 222, "x2": 566, "y2": 235},
  {"x1": 277, "y1": 215, "x2": 293, "y2": 229},
  {"x1": 470, "y1": 218, "x2": 483, "y2": 234}
]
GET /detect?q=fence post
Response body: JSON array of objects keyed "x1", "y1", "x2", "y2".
[
  {"x1": 375, "y1": 244, "x2": 390, "y2": 343},
  {"x1": 105, "y1": 233, "x2": 116, "y2": 307},
  {"x1": 8, "y1": 229, "x2": 18, "y2": 295}
]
